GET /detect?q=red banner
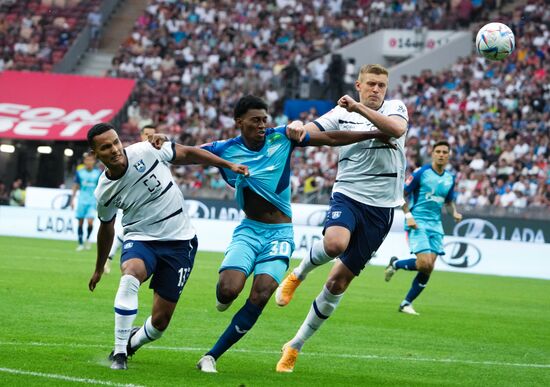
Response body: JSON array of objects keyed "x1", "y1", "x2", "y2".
[{"x1": 0, "y1": 71, "x2": 135, "y2": 141}]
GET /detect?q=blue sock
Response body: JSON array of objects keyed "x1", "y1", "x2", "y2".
[
  {"x1": 77, "y1": 225, "x2": 83, "y2": 245},
  {"x1": 395, "y1": 258, "x2": 417, "y2": 271},
  {"x1": 86, "y1": 225, "x2": 93, "y2": 240},
  {"x1": 403, "y1": 272, "x2": 430, "y2": 305},
  {"x1": 207, "y1": 299, "x2": 263, "y2": 360}
]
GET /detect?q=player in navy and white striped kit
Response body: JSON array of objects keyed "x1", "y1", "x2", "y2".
[
  {"x1": 86, "y1": 123, "x2": 248, "y2": 370},
  {"x1": 276, "y1": 64, "x2": 409, "y2": 372}
]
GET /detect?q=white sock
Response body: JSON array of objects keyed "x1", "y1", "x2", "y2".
[
  {"x1": 108, "y1": 233, "x2": 123, "y2": 259},
  {"x1": 114, "y1": 274, "x2": 140, "y2": 355},
  {"x1": 130, "y1": 315, "x2": 164, "y2": 351},
  {"x1": 288, "y1": 285, "x2": 343, "y2": 351},
  {"x1": 293, "y1": 239, "x2": 335, "y2": 280}
]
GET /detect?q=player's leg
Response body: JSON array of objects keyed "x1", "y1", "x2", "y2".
[
  {"x1": 76, "y1": 217, "x2": 84, "y2": 251},
  {"x1": 385, "y1": 229, "x2": 425, "y2": 281},
  {"x1": 277, "y1": 193, "x2": 354, "y2": 306},
  {"x1": 400, "y1": 232, "x2": 442, "y2": 315},
  {"x1": 277, "y1": 260, "x2": 354, "y2": 372},
  {"x1": 278, "y1": 204, "x2": 393, "y2": 372},
  {"x1": 110, "y1": 241, "x2": 155, "y2": 370},
  {"x1": 85, "y1": 216, "x2": 94, "y2": 249},
  {"x1": 129, "y1": 237, "x2": 197, "y2": 355}
]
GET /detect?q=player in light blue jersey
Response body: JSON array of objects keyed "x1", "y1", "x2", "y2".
[
  {"x1": 384, "y1": 140, "x2": 462, "y2": 315},
  {"x1": 148, "y1": 95, "x2": 393, "y2": 373},
  {"x1": 71, "y1": 152, "x2": 102, "y2": 251}
]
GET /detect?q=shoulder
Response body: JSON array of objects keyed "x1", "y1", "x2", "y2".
[
  {"x1": 383, "y1": 99, "x2": 408, "y2": 116},
  {"x1": 202, "y1": 137, "x2": 239, "y2": 155}
]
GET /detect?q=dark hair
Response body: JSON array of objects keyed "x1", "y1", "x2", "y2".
[
  {"x1": 234, "y1": 95, "x2": 268, "y2": 119},
  {"x1": 87, "y1": 122, "x2": 115, "y2": 148},
  {"x1": 140, "y1": 124, "x2": 156, "y2": 133},
  {"x1": 433, "y1": 140, "x2": 450, "y2": 151}
]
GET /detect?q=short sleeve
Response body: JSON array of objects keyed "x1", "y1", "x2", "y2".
[
  {"x1": 445, "y1": 176, "x2": 456, "y2": 203},
  {"x1": 201, "y1": 140, "x2": 224, "y2": 156},
  {"x1": 404, "y1": 167, "x2": 423, "y2": 195},
  {"x1": 387, "y1": 100, "x2": 409, "y2": 122},
  {"x1": 74, "y1": 171, "x2": 81, "y2": 185},
  {"x1": 97, "y1": 201, "x2": 117, "y2": 223},
  {"x1": 312, "y1": 106, "x2": 345, "y2": 132},
  {"x1": 156, "y1": 141, "x2": 176, "y2": 163},
  {"x1": 274, "y1": 126, "x2": 310, "y2": 147}
]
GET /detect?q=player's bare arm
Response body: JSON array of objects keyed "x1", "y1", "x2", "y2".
[
  {"x1": 338, "y1": 95, "x2": 407, "y2": 138},
  {"x1": 173, "y1": 144, "x2": 249, "y2": 176},
  {"x1": 308, "y1": 129, "x2": 397, "y2": 148},
  {"x1": 402, "y1": 200, "x2": 417, "y2": 229},
  {"x1": 70, "y1": 182, "x2": 79, "y2": 209},
  {"x1": 445, "y1": 201, "x2": 462, "y2": 223},
  {"x1": 148, "y1": 135, "x2": 249, "y2": 176},
  {"x1": 89, "y1": 218, "x2": 116, "y2": 291}
]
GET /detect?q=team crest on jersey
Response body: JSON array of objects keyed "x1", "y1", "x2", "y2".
[
  {"x1": 397, "y1": 104, "x2": 406, "y2": 114},
  {"x1": 331, "y1": 211, "x2": 342, "y2": 219},
  {"x1": 133, "y1": 159, "x2": 146, "y2": 173},
  {"x1": 123, "y1": 242, "x2": 133, "y2": 249}
]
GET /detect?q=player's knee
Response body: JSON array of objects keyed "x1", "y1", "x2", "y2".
[
  {"x1": 325, "y1": 277, "x2": 349, "y2": 295},
  {"x1": 417, "y1": 260, "x2": 434, "y2": 274},
  {"x1": 248, "y1": 289, "x2": 272, "y2": 308},
  {"x1": 323, "y1": 238, "x2": 346, "y2": 258},
  {"x1": 217, "y1": 282, "x2": 240, "y2": 303}
]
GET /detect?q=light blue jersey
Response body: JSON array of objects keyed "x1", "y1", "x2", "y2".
[
  {"x1": 75, "y1": 167, "x2": 101, "y2": 205},
  {"x1": 404, "y1": 164, "x2": 455, "y2": 235},
  {"x1": 202, "y1": 126, "x2": 310, "y2": 218},
  {"x1": 203, "y1": 126, "x2": 309, "y2": 282}
]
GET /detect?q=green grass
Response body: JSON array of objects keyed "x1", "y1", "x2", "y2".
[{"x1": 0, "y1": 236, "x2": 549, "y2": 386}]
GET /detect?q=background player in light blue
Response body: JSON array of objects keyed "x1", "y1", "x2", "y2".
[
  {"x1": 71, "y1": 152, "x2": 102, "y2": 251},
  {"x1": 384, "y1": 140, "x2": 462, "y2": 315},
  {"x1": 149, "y1": 95, "x2": 394, "y2": 373}
]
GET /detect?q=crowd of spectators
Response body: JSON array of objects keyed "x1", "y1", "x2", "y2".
[
  {"x1": 0, "y1": 0, "x2": 100, "y2": 72},
  {"x1": 110, "y1": 0, "x2": 549, "y2": 213}
]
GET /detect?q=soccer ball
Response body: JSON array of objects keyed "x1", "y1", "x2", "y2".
[{"x1": 475, "y1": 22, "x2": 515, "y2": 61}]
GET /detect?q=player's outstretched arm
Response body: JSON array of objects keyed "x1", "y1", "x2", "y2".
[
  {"x1": 89, "y1": 219, "x2": 115, "y2": 291},
  {"x1": 308, "y1": 129, "x2": 396, "y2": 148},
  {"x1": 338, "y1": 95, "x2": 407, "y2": 138},
  {"x1": 173, "y1": 144, "x2": 249, "y2": 176}
]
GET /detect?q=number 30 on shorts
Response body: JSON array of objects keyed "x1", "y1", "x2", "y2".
[{"x1": 269, "y1": 241, "x2": 291, "y2": 257}]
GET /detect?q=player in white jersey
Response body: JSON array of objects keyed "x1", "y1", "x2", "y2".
[
  {"x1": 105, "y1": 124, "x2": 158, "y2": 274},
  {"x1": 276, "y1": 64, "x2": 409, "y2": 372},
  {"x1": 86, "y1": 123, "x2": 248, "y2": 370}
]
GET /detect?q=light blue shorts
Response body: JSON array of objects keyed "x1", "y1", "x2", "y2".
[
  {"x1": 75, "y1": 201, "x2": 96, "y2": 219},
  {"x1": 407, "y1": 227, "x2": 444, "y2": 256},
  {"x1": 220, "y1": 218, "x2": 295, "y2": 284}
]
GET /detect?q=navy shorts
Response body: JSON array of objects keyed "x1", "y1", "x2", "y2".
[
  {"x1": 121, "y1": 237, "x2": 198, "y2": 303},
  {"x1": 324, "y1": 193, "x2": 394, "y2": 276}
]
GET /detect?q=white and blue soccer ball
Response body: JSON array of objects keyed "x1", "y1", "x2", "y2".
[{"x1": 475, "y1": 22, "x2": 515, "y2": 61}]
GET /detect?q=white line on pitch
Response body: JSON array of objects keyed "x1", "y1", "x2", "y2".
[
  {"x1": 0, "y1": 341, "x2": 548, "y2": 370},
  {"x1": 0, "y1": 367, "x2": 145, "y2": 387}
]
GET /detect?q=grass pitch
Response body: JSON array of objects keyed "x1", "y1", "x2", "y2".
[{"x1": 0, "y1": 236, "x2": 549, "y2": 386}]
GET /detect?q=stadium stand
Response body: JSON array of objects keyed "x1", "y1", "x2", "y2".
[
  {"x1": 101, "y1": 0, "x2": 547, "y2": 212},
  {"x1": 0, "y1": 0, "x2": 101, "y2": 72}
]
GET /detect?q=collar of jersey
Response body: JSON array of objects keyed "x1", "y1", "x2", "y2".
[{"x1": 235, "y1": 135, "x2": 267, "y2": 152}]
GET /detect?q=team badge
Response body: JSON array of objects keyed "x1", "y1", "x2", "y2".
[
  {"x1": 123, "y1": 242, "x2": 133, "y2": 249},
  {"x1": 133, "y1": 159, "x2": 146, "y2": 173},
  {"x1": 331, "y1": 211, "x2": 342, "y2": 219}
]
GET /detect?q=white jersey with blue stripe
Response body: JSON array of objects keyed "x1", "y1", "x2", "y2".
[
  {"x1": 405, "y1": 164, "x2": 456, "y2": 234},
  {"x1": 94, "y1": 141, "x2": 195, "y2": 241},
  {"x1": 313, "y1": 101, "x2": 408, "y2": 208},
  {"x1": 202, "y1": 126, "x2": 309, "y2": 218}
]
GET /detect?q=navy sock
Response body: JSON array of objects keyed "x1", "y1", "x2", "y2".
[
  {"x1": 404, "y1": 272, "x2": 430, "y2": 304},
  {"x1": 77, "y1": 225, "x2": 83, "y2": 245},
  {"x1": 207, "y1": 299, "x2": 263, "y2": 360},
  {"x1": 86, "y1": 225, "x2": 93, "y2": 240},
  {"x1": 395, "y1": 258, "x2": 417, "y2": 271}
]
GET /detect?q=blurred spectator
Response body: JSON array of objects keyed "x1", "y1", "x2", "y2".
[
  {"x1": 9, "y1": 178, "x2": 25, "y2": 206},
  {"x1": 0, "y1": 181, "x2": 9, "y2": 205},
  {"x1": 87, "y1": 6, "x2": 102, "y2": 50}
]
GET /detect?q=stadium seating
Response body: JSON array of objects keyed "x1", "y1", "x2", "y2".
[{"x1": 0, "y1": 0, "x2": 100, "y2": 72}]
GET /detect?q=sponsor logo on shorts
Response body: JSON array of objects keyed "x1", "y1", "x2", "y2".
[
  {"x1": 442, "y1": 241, "x2": 481, "y2": 268},
  {"x1": 331, "y1": 211, "x2": 342, "y2": 219},
  {"x1": 123, "y1": 242, "x2": 134, "y2": 249}
]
